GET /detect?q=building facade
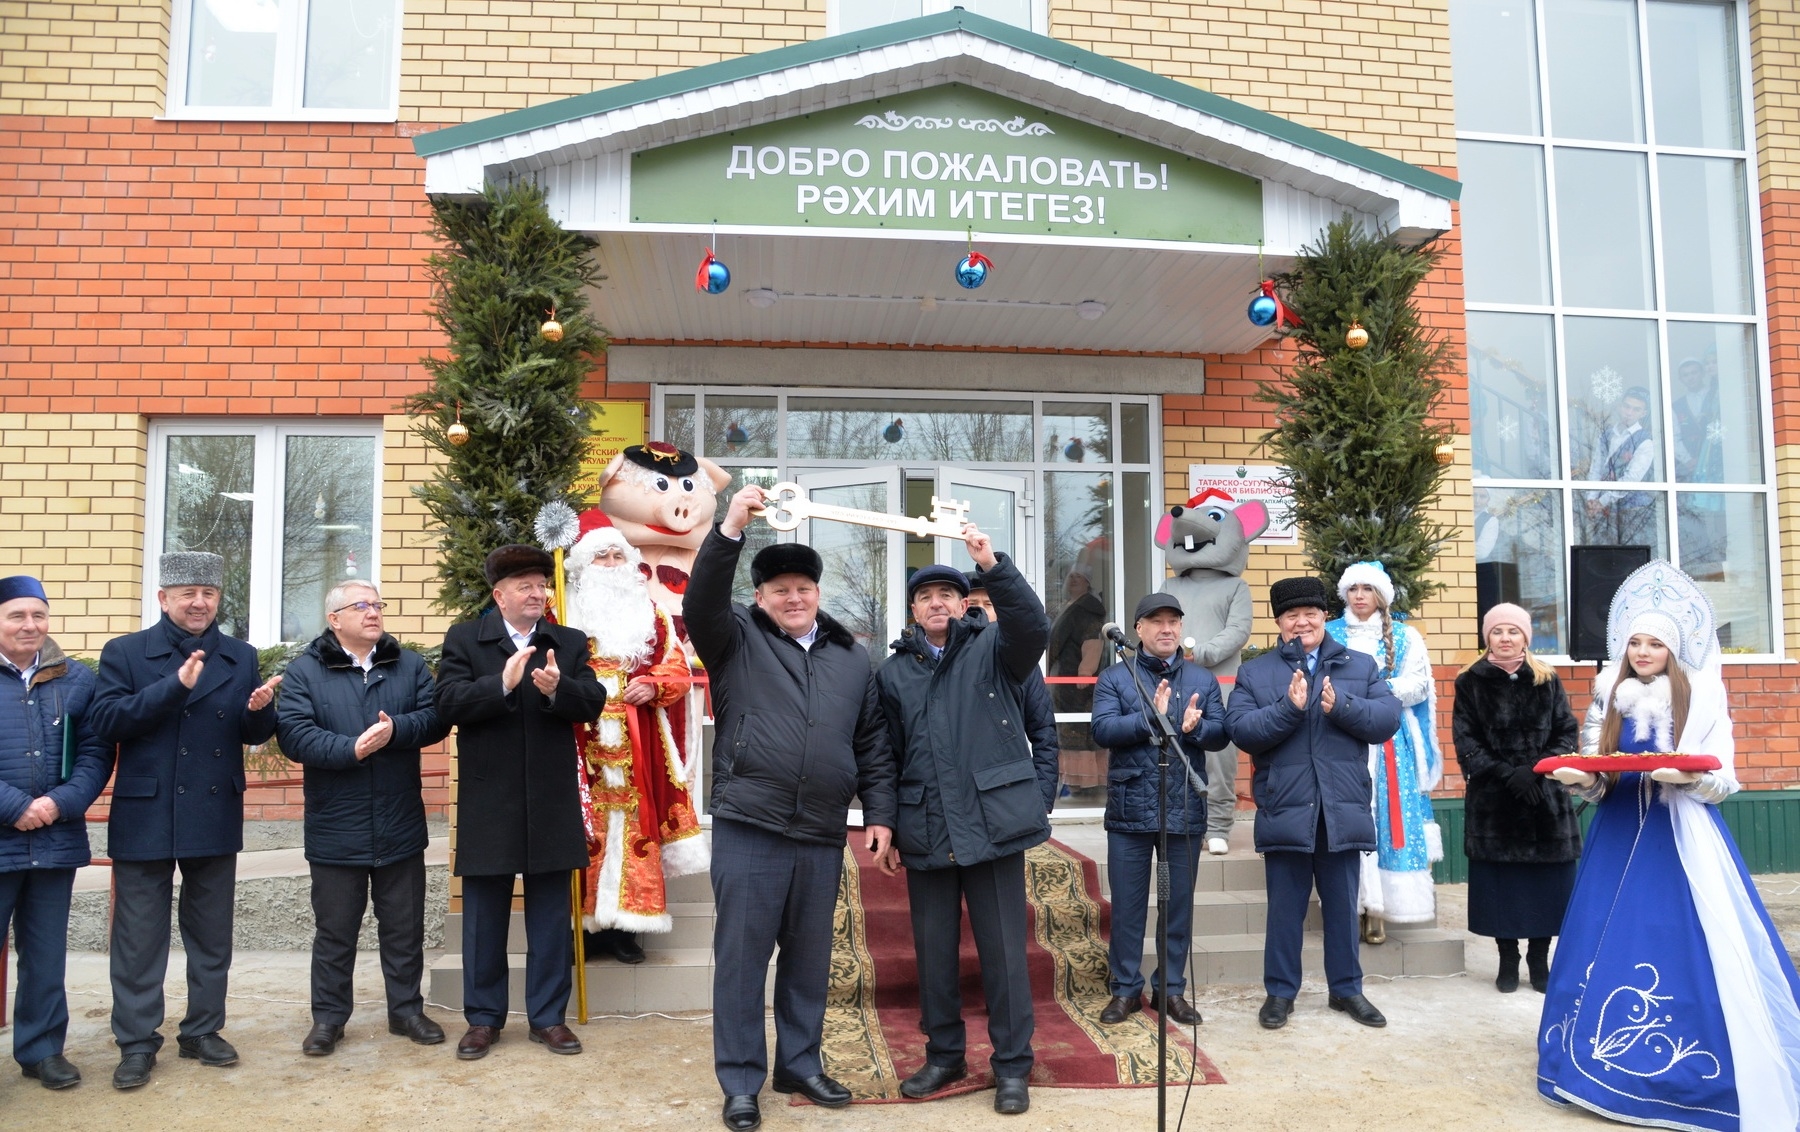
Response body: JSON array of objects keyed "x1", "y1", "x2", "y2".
[{"x1": 2, "y1": 0, "x2": 1797, "y2": 821}]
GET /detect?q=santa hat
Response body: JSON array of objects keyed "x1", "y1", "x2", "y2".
[
  {"x1": 569, "y1": 508, "x2": 643, "y2": 571},
  {"x1": 1336, "y1": 560, "x2": 1394, "y2": 607}
]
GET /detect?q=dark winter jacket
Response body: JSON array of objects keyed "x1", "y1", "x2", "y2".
[
  {"x1": 1452, "y1": 658, "x2": 1583, "y2": 864},
  {"x1": 277, "y1": 632, "x2": 448, "y2": 868},
  {"x1": 435, "y1": 612, "x2": 606, "y2": 876},
  {"x1": 970, "y1": 605, "x2": 1060, "y2": 815},
  {"x1": 877, "y1": 553, "x2": 1051, "y2": 870},
  {"x1": 1225, "y1": 634, "x2": 1402, "y2": 855},
  {"x1": 1090, "y1": 648, "x2": 1227, "y2": 834},
  {"x1": 89, "y1": 615, "x2": 278, "y2": 861},
  {"x1": 685, "y1": 526, "x2": 897, "y2": 846},
  {"x1": 0, "y1": 638, "x2": 113, "y2": 872}
]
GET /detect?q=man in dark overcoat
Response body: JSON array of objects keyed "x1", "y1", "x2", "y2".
[
  {"x1": 88, "y1": 551, "x2": 283, "y2": 1089},
  {"x1": 687, "y1": 484, "x2": 896, "y2": 1132},
  {"x1": 276, "y1": 578, "x2": 449, "y2": 1057},
  {"x1": 1224, "y1": 576, "x2": 1401, "y2": 1033},
  {"x1": 434, "y1": 544, "x2": 605, "y2": 1061},
  {"x1": 875, "y1": 530, "x2": 1050, "y2": 1116}
]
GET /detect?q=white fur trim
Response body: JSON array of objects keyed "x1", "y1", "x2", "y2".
[
  {"x1": 1612, "y1": 675, "x2": 1675, "y2": 750},
  {"x1": 1337, "y1": 561, "x2": 1394, "y2": 605},
  {"x1": 660, "y1": 830, "x2": 710, "y2": 878},
  {"x1": 1376, "y1": 866, "x2": 1437, "y2": 924}
]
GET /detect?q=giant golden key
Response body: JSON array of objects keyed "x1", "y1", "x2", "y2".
[{"x1": 752, "y1": 481, "x2": 974, "y2": 539}]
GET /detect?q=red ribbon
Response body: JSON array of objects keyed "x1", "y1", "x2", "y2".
[{"x1": 1382, "y1": 738, "x2": 1405, "y2": 848}]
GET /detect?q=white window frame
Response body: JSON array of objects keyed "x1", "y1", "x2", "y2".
[
  {"x1": 826, "y1": 0, "x2": 1048, "y2": 38},
  {"x1": 165, "y1": 0, "x2": 403, "y2": 122},
  {"x1": 1458, "y1": 0, "x2": 1782, "y2": 661},
  {"x1": 143, "y1": 419, "x2": 385, "y2": 645}
]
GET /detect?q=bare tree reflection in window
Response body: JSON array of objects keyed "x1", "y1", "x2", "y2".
[{"x1": 164, "y1": 435, "x2": 257, "y2": 640}]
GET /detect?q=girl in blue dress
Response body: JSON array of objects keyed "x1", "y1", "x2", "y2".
[{"x1": 1537, "y1": 561, "x2": 1800, "y2": 1130}]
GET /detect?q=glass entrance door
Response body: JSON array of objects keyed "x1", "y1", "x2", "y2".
[
  {"x1": 795, "y1": 466, "x2": 906, "y2": 652},
  {"x1": 933, "y1": 467, "x2": 1034, "y2": 588}
]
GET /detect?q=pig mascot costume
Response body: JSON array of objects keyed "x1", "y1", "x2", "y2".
[
  {"x1": 1156, "y1": 489, "x2": 1270, "y2": 855},
  {"x1": 598, "y1": 442, "x2": 732, "y2": 640}
]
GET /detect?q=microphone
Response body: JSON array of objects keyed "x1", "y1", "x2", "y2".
[{"x1": 1101, "y1": 622, "x2": 1132, "y2": 650}]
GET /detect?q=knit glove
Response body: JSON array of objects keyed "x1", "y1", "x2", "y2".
[
  {"x1": 1549, "y1": 767, "x2": 1597, "y2": 789},
  {"x1": 1506, "y1": 764, "x2": 1543, "y2": 804}
]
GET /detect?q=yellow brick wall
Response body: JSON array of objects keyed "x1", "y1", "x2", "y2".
[
  {"x1": 0, "y1": 414, "x2": 148, "y2": 655},
  {"x1": 1752, "y1": 0, "x2": 1800, "y2": 192},
  {"x1": 0, "y1": 0, "x2": 168, "y2": 118},
  {"x1": 379, "y1": 414, "x2": 458, "y2": 647}
]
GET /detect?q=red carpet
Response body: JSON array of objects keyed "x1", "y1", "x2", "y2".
[{"x1": 813, "y1": 837, "x2": 1226, "y2": 1101}]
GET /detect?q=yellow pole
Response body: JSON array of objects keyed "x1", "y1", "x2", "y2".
[{"x1": 551, "y1": 545, "x2": 588, "y2": 1023}]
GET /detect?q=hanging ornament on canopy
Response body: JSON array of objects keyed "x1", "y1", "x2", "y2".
[
  {"x1": 883, "y1": 418, "x2": 905, "y2": 444},
  {"x1": 1246, "y1": 279, "x2": 1299, "y2": 329},
  {"x1": 695, "y1": 246, "x2": 730, "y2": 294},
  {"x1": 954, "y1": 228, "x2": 992, "y2": 289}
]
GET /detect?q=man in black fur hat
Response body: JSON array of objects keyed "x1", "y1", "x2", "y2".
[
  {"x1": 685, "y1": 485, "x2": 896, "y2": 1132},
  {"x1": 434, "y1": 544, "x2": 605, "y2": 1062}
]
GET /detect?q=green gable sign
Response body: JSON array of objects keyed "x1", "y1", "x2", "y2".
[{"x1": 630, "y1": 85, "x2": 1263, "y2": 245}]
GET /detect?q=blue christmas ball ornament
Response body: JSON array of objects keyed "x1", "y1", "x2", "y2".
[
  {"x1": 703, "y1": 260, "x2": 731, "y2": 294},
  {"x1": 1247, "y1": 293, "x2": 1278, "y2": 327},
  {"x1": 954, "y1": 251, "x2": 993, "y2": 290}
]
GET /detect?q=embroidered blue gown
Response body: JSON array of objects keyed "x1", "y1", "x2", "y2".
[{"x1": 1537, "y1": 729, "x2": 1800, "y2": 1130}]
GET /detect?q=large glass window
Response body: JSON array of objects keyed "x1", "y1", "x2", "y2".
[
  {"x1": 168, "y1": 0, "x2": 401, "y2": 121},
  {"x1": 147, "y1": 422, "x2": 382, "y2": 644},
  {"x1": 1452, "y1": 0, "x2": 1775, "y2": 653}
]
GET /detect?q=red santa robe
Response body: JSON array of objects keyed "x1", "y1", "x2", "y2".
[{"x1": 578, "y1": 604, "x2": 708, "y2": 932}]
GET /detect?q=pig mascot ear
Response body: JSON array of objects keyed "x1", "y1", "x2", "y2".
[
  {"x1": 599, "y1": 450, "x2": 628, "y2": 489},
  {"x1": 1231, "y1": 500, "x2": 1271, "y2": 541},
  {"x1": 697, "y1": 455, "x2": 731, "y2": 493}
]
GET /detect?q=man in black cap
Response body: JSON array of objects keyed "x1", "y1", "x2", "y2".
[
  {"x1": 434, "y1": 544, "x2": 606, "y2": 1061},
  {"x1": 1224, "y1": 577, "x2": 1400, "y2": 1032},
  {"x1": 88, "y1": 551, "x2": 283, "y2": 1089},
  {"x1": 686, "y1": 485, "x2": 896, "y2": 1132},
  {"x1": 876, "y1": 534, "x2": 1050, "y2": 1115}
]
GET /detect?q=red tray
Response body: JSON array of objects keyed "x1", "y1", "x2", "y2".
[{"x1": 1533, "y1": 753, "x2": 1721, "y2": 774}]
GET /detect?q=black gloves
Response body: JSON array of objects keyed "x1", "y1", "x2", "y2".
[{"x1": 1507, "y1": 764, "x2": 1543, "y2": 805}]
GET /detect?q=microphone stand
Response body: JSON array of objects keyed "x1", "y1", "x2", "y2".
[{"x1": 1106, "y1": 632, "x2": 1185, "y2": 1132}]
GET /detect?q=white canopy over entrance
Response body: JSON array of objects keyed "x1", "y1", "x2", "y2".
[{"x1": 416, "y1": 11, "x2": 1458, "y2": 355}]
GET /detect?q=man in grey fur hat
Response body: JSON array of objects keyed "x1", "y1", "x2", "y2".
[{"x1": 89, "y1": 551, "x2": 283, "y2": 1089}]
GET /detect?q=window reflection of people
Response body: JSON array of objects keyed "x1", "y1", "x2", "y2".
[
  {"x1": 1582, "y1": 386, "x2": 1656, "y2": 547},
  {"x1": 1473, "y1": 487, "x2": 1506, "y2": 564},
  {"x1": 1673, "y1": 355, "x2": 1727, "y2": 579},
  {"x1": 1046, "y1": 565, "x2": 1106, "y2": 798}
]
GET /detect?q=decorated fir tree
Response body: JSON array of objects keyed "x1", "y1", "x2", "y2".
[
  {"x1": 1256, "y1": 218, "x2": 1455, "y2": 614},
  {"x1": 406, "y1": 181, "x2": 607, "y2": 620}
]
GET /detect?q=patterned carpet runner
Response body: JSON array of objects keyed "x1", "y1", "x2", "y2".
[{"x1": 815, "y1": 837, "x2": 1226, "y2": 1101}]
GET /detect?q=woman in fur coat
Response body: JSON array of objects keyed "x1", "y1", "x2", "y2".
[{"x1": 1451, "y1": 603, "x2": 1581, "y2": 993}]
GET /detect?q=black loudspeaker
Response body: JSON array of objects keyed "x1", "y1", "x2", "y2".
[
  {"x1": 1475, "y1": 561, "x2": 1519, "y2": 624},
  {"x1": 1569, "y1": 545, "x2": 1652, "y2": 661}
]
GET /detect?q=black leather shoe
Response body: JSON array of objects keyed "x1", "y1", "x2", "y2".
[
  {"x1": 772, "y1": 1072, "x2": 852, "y2": 1107},
  {"x1": 722, "y1": 1094, "x2": 761, "y2": 1131},
  {"x1": 1150, "y1": 992, "x2": 1203, "y2": 1027},
  {"x1": 1099, "y1": 995, "x2": 1142, "y2": 1024},
  {"x1": 900, "y1": 1061, "x2": 968, "y2": 1099},
  {"x1": 456, "y1": 1025, "x2": 499, "y2": 1060},
  {"x1": 177, "y1": 1033, "x2": 239, "y2": 1066},
  {"x1": 301, "y1": 1022, "x2": 344, "y2": 1056},
  {"x1": 23, "y1": 1053, "x2": 81, "y2": 1089},
  {"x1": 113, "y1": 1052, "x2": 155, "y2": 1090},
  {"x1": 994, "y1": 1076, "x2": 1030, "y2": 1114},
  {"x1": 1328, "y1": 993, "x2": 1388, "y2": 1028},
  {"x1": 1258, "y1": 995, "x2": 1294, "y2": 1030},
  {"x1": 389, "y1": 1013, "x2": 446, "y2": 1045},
  {"x1": 610, "y1": 931, "x2": 647, "y2": 964}
]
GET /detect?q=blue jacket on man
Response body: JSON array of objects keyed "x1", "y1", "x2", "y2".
[
  {"x1": 0, "y1": 638, "x2": 114, "y2": 872},
  {"x1": 1090, "y1": 649, "x2": 1227, "y2": 835},
  {"x1": 89, "y1": 616, "x2": 277, "y2": 861},
  {"x1": 1225, "y1": 634, "x2": 1401, "y2": 855}
]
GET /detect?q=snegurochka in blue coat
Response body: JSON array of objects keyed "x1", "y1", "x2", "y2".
[
  {"x1": 87, "y1": 551, "x2": 282, "y2": 1088},
  {"x1": 0, "y1": 575, "x2": 114, "y2": 1089},
  {"x1": 1088, "y1": 592, "x2": 1227, "y2": 1030},
  {"x1": 1224, "y1": 576, "x2": 1401, "y2": 1034}
]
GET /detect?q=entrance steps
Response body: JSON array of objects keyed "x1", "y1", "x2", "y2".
[{"x1": 425, "y1": 818, "x2": 1467, "y2": 1014}]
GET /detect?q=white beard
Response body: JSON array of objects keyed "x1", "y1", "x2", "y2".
[{"x1": 567, "y1": 562, "x2": 656, "y2": 667}]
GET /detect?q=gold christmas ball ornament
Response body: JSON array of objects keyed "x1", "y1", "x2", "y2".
[
  {"x1": 540, "y1": 317, "x2": 564, "y2": 343},
  {"x1": 447, "y1": 420, "x2": 471, "y2": 446},
  {"x1": 1434, "y1": 439, "x2": 1455, "y2": 464},
  {"x1": 1345, "y1": 320, "x2": 1370, "y2": 350}
]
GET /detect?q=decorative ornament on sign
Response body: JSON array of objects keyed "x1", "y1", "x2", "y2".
[
  {"x1": 857, "y1": 113, "x2": 955, "y2": 131},
  {"x1": 854, "y1": 112, "x2": 1055, "y2": 137}
]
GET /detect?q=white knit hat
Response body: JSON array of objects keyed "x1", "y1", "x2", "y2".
[{"x1": 1336, "y1": 560, "x2": 1393, "y2": 606}]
